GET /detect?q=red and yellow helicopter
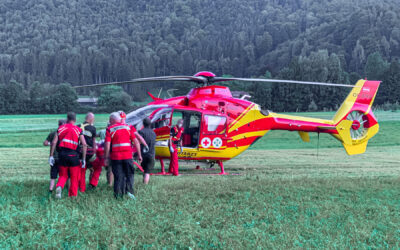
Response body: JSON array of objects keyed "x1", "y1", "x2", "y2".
[{"x1": 77, "y1": 71, "x2": 380, "y2": 174}]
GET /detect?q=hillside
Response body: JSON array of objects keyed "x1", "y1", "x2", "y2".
[{"x1": 0, "y1": 0, "x2": 399, "y2": 112}]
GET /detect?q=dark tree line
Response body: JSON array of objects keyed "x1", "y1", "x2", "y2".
[
  {"x1": 0, "y1": 0, "x2": 399, "y2": 113},
  {"x1": 248, "y1": 51, "x2": 400, "y2": 112},
  {"x1": 0, "y1": 82, "x2": 132, "y2": 114},
  {"x1": 0, "y1": 82, "x2": 78, "y2": 114}
]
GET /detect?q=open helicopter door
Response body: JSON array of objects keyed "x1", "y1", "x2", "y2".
[
  {"x1": 167, "y1": 109, "x2": 202, "y2": 159},
  {"x1": 151, "y1": 107, "x2": 173, "y2": 143},
  {"x1": 199, "y1": 113, "x2": 228, "y2": 152}
]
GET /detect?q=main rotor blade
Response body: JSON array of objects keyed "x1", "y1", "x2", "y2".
[
  {"x1": 212, "y1": 77, "x2": 357, "y2": 88},
  {"x1": 74, "y1": 76, "x2": 206, "y2": 88}
]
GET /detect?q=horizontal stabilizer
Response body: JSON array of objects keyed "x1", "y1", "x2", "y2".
[
  {"x1": 336, "y1": 120, "x2": 353, "y2": 145},
  {"x1": 298, "y1": 131, "x2": 310, "y2": 142},
  {"x1": 343, "y1": 141, "x2": 368, "y2": 155}
]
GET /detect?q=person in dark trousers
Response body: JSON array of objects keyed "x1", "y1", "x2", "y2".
[
  {"x1": 43, "y1": 119, "x2": 66, "y2": 193},
  {"x1": 77, "y1": 112, "x2": 97, "y2": 192},
  {"x1": 104, "y1": 112, "x2": 142, "y2": 199},
  {"x1": 138, "y1": 118, "x2": 156, "y2": 184},
  {"x1": 50, "y1": 112, "x2": 87, "y2": 198}
]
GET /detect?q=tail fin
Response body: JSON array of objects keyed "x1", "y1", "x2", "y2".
[{"x1": 332, "y1": 79, "x2": 381, "y2": 155}]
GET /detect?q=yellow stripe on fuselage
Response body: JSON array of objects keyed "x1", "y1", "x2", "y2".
[
  {"x1": 228, "y1": 103, "x2": 255, "y2": 131},
  {"x1": 156, "y1": 135, "x2": 170, "y2": 141},
  {"x1": 230, "y1": 130, "x2": 269, "y2": 141},
  {"x1": 228, "y1": 104, "x2": 267, "y2": 133},
  {"x1": 269, "y1": 112, "x2": 333, "y2": 125}
]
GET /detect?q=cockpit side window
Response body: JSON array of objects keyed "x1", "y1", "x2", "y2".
[{"x1": 203, "y1": 115, "x2": 227, "y2": 134}]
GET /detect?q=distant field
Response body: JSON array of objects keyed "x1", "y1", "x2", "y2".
[
  {"x1": 0, "y1": 114, "x2": 109, "y2": 148},
  {"x1": 0, "y1": 111, "x2": 399, "y2": 248},
  {"x1": 0, "y1": 110, "x2": 399, "y2": 149}
]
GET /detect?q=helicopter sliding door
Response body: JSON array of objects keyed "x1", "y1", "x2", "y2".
[{"x1": 199, "y1": 113, "x2": 227, "y2": 151}]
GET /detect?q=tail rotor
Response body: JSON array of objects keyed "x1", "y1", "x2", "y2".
[
  {"x1": 346, "y1": 110, "x2": 368, "y2": 140},
  {"x1": 332, "y1": 79, "x2": 380, "y2": 155}
]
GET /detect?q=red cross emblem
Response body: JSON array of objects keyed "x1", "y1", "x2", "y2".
[{"x1": 201, "y1": 137, "x2": 211, "y2": 148}]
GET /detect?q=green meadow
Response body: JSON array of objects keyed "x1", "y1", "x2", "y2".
[{"x1": 0, "y1": 111, "x2": 399, "y2": 248}]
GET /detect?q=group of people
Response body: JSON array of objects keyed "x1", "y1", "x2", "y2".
[{"x1": 44, "y1": 110, "x2": 184, "y2": 199}]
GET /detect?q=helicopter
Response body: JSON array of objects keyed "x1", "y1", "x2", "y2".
[{"x1": 76, "y1": 71, "x2": 380, "y2": 175}]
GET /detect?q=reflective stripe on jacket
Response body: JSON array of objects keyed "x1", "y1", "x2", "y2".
[
  {"x1": 58, "y1": 123, "x2": 82, "y2": 150},
  {"x1": 106, "y1": 123, "x2": 134, "y2": 152}
]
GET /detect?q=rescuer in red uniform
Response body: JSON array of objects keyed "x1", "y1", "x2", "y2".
[
  {"x1": 169, "y1": 119, "x2": 184, "y2": 176},
  {"x1": 104, "y1": 111, "x2": 148, "y2": 187},
  {"x1": 49, "y1": 112, "x2": 87, "y2": 198},
  {"x1": 104, "y1": 112, "x2": 142, "y2": 199},
  {"x1": 118, "y1": 111, "x2": 148, "y2": 150}
]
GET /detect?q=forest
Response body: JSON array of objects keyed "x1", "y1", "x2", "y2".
[{"x1": 0, "y1": 0, "x2": 399, "y2": 114}]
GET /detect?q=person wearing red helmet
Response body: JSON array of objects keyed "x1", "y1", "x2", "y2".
[
  {"x1": 105, "y1": 112, "x2": 142, "y2": 199},
  {"x1": 118, "y1": 111, "x2": 149, "y2": 152},
  {"x1": 169, "y1": 119, "x2": 184, "y2": 176},
  {"x1": 49, "y1": 112, "x2": 87, "y2": 198}
]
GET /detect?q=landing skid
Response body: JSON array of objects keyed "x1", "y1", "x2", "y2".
[
  {"x1": 151, "y1": 159, "x2": 231, "y2": 176},
  {"x1": 175, "y1": 172, "x2": 241, "y2": 176}
]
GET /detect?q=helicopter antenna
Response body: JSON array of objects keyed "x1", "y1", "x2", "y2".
[
  {"x1": 158, "y1": 88, "x2": 163, "y2": 98},
  {"x1": 167, "y1": 89, "x2": 178, "y2": 98}
]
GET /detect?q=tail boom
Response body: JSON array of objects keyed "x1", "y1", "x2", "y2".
[{"x1": 268, "y1": 79, "x2": 380, "y2": 155}]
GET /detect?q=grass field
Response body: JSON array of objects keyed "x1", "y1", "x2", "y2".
[{"x1": 0, "y1": 111, "x2": 400, "y2": 248}]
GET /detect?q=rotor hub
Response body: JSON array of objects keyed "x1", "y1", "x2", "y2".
[
  {"x1": 194, "y1": 71, "x2": 216, "y2": 86},
  {"x1": 351, "y1": 120, "x2": 361, "y2": 130},
  {"x1": 194, "y1": 71, "x2": 216, "y2": 78}
]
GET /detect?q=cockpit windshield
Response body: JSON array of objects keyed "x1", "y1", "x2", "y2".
[{"x1": 126, "y1": 105, "x2": 168, "y2": 128}]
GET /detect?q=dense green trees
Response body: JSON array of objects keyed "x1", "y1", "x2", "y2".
[
  {"x1": 0, "y1": 81, "x2": 78, "y2": 114},
  {"x1": 97, "y1": 86, "x2": 132, "y2": 113},
  {"x1": 0, "y1": 0, "x2": 399, "y2": 113},
  {"x1": 0, "y1": 80, "x2": 28, "y2": 114}
]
